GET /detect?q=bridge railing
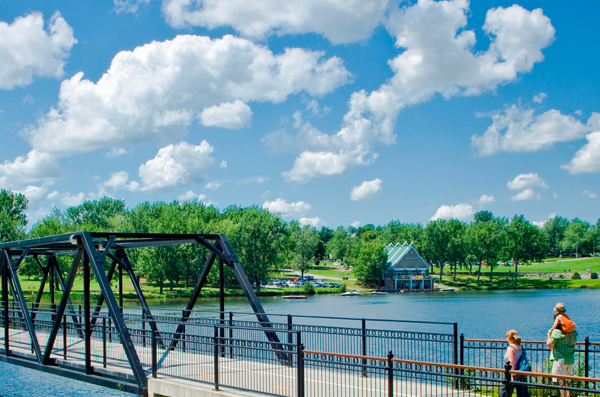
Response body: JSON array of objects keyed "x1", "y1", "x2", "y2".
[
  {"x1": 303, "y1": 350, "x2": 600, "y2": 397},
  {"x1": 120, "y1": 306, "x2": 459, "y2": 365},
  {"x1": 461, "y1": 336, "x2": 600, "y2": 379}
]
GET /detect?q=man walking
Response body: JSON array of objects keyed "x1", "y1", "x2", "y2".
[{"x1": 546, "y1": 324, "x2": 578, "y2": 397}]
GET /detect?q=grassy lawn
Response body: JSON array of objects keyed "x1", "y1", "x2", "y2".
[
  {"x1": 11, "y1": 273, "x2": 349, "y2": 303},
  {"x1": 450, "y1": 257, "x2": 600, "y2": 275},
  {"x1": 440, "y1": 274, "x2": 600, "y2": 290}
]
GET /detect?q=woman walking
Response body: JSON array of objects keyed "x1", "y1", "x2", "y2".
[{"x1": 500, "y1": 330, "x2": 530, "y2": 397}]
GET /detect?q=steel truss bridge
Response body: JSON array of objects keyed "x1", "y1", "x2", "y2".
[{"x1": 0, "y1": 232, "x2": 286, "y2": 395}]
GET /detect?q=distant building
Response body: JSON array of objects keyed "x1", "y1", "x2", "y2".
[{"x1": 380, "y1": 242, "x2": 434, "y2": 291}]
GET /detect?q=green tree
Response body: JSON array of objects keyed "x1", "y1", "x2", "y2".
[
  {"x1": 0, "y1": 189, "x2": 28, "y2": 242},
  {"x1": 422, "y1": 219, "x2": 453, "y2": 282},
  {"x1": 291, "y1": 225, "x2": 320, "y2": 278},
  {"x1": 561, "y1": 219, "x2": 593, "y2": 257},
  {"x1": 474, "y1": 210, "x2": 494, "y2": 223},
  {"x1": 225, "y1": 206, "x2": 288, "y2": 291},
  {"x1": 352, "y1": 239, "x2": 387, "y2": 283},
  {"x1": 446, "y1": 220, "x2": 468, "y2": 281},
  {"x1": 326, "y1": 226, "x2": 350, "y2": 263},
  {"x1": 506, "y1": 215, "x2": 549, "y2": 282},
  {"x1": 315, "y1": 226, "x2": 334, "y2": 262},
  {"x1": 543, "y1": 216, "x2": 569, "y2": 257},
  {"x1": 466, "y1": 218, "x2": 506, "y2": 284},
  {"x1": 66, "y1": 197, "x2": 126, "y2": 230}
]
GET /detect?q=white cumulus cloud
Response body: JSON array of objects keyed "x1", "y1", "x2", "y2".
[
  {"x1": 561, "y1": 131, "x2": 600, "y2": 174},
  {"x1": 431, "y1": 203, "x2": 474, "y2": 222},
  {"x1": 262, "y1": 198, "x2": 311, "y2": 219},
  {"x1": 200, "y1": 100, "x2": 252, "y2": 129},
  {"x1": 275, "y1": 2, "x2": 555, "y2": 182},
  {"x1": 350, "y1": 178, "x2": 383, "y2": 201},
  {"x1": 105, "y1": 141, "x2": 216, "y2": 192},
  {"x1": 114, "y1": 0, "x2": 151, "y2": 13},
  {"x1": 23, "y1": 34, "x2": 351, "y2": 158},
  {"x1": 299, "y1": 217, "x2": 326, "y2": 228},
  {"x1": 478, "y1": 195, "x2": 495, "y2": 205},
  {"x1": 0, "y1": 12, "x2": 77, "y2": 89},
  {"x1": 0, "y1": 150, "x2": 64, "y2": 188},
  {"x1": 471, "y1": 105, "x2": 589, "y2": 156},
  {"x1": 582, "y1": 190, "x2": 597, "y2": 199},
  {"x1": 511, "y1": 188, "x2": 541, "y2": 201},
  {"x1": 161, "y1": 0, "x2": 391, "y2": 44},
  {"x1": 533, "y1": 92, "x2": 547, "y2": 103},
  {"x1": 61, "y1": 192, "x2": 86, "y2": 207},
  {"x1": 178, "y1": 190, "x2": 207, "y2": 202},
  {"x1": 204, "y1": 180, "x2": 221, "y2": 191},
  {"x1": 507, "y1": 173, "x2": 548, "y2": 190}
]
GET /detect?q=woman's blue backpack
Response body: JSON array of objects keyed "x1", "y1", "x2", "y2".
[{"x1": 515, "y1": 349, "x2": 531, "y2": 372}]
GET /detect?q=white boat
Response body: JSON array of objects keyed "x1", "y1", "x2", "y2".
[
  {"x1": 439, "y1": 288, "x2": 455, "y2": 292},
  {"x1": 367, "y1": 291, "x2": 387, "y2": 295},
  {"x1": 341, "y1": 291, "x2": 360, "y2": 296}
]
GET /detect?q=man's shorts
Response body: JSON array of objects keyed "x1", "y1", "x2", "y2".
[{"x1": 552, "y1": 361, "x2": 574, "y2": 382}]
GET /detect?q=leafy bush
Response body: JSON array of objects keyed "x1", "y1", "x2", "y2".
[
  {"x1": 340, "y1": 283, "x2": 347, "y2": 293},
  {"x1": 572, "y1": 272, "x2": 581, "y2": 280},
  {"x1": 302, "y1": 282, "x2": 315, "y2": 295}
]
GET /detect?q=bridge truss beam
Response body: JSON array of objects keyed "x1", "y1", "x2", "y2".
[{"x1": 0, "y1": 232, "x2": 283, "y2": 396}]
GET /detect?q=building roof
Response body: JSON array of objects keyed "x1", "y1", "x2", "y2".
[{"x1": 386, "y1": 242, "x2": 429, "y2": 270}]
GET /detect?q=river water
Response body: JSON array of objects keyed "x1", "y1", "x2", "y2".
[{"x1": 1, "y1": 289, "x2": 598, "y2": 396}]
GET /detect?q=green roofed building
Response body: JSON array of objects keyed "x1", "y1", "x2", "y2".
[{"x1": 382, "y1": 242, "x2": 433, "y2": 291}]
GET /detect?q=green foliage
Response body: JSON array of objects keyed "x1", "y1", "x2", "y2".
[
  {"x1": 291, "y1": 225, "x2": 320, "y2": 277},
  {"x1": 66, "y1": 197, "x2": 125, "y2": 230},
  {"x1": 326, "y1": 226, "x2": 350, "y2": 263},
  {"x1": 562, "y1": 219, "x2": 594, "y2": 256},
  {"x1": 340, "y1": 282, "x2": 347, "y2": 293},
  {"x1": 302, "y1": 282, "x2": 315, "y2": 294},
  {"x1": 224, "y1": 206, "x2": 288, "y2": 291},
  {"x1": 7, "y1": 186, "x2": 599, "y2": 295},
  {"x1": 572, "y1": 271, "x2": 581, "y2": 280},
  {"x1": 352, "y1": 239, "x2": 387, "y2": 282},
  {"x1": 474, "y1": 210, "x2": 494, "y2": 223},
  {"x1": 506, "y1": 215, "x2": 549, "y2": 281},
  {"x1": 0, "y1": 189, "x2": 28, "y2": 242}
]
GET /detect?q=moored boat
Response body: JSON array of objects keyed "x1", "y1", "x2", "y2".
[
  {"x1": 282, "y1": 295, "x2": 306, "y2": 299},
  {"x1": 341, "y1": 291, "x2": 360, "y2": 296},
  {"x1": 367, "y1": 290, "x2": 387, "y2": 295}
]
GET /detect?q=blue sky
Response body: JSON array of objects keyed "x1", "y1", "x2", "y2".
[{"x1": 1, "y1": 0, "x2": 599, "y2": 229}]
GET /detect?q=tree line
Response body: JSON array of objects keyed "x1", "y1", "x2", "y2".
[{"x1": 1, "y1": 189, "x2": 599, "y2": 292}]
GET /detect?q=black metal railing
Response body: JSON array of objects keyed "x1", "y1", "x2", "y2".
[
  {"x1": 3, "y1": 303, "x2": 600, "y2": 397},
  {"x1": 461, "y1": 335, "x2": 600, "y2": 379}
]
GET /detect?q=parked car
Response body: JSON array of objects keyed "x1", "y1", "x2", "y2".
[{"x1": 305, "y1": 275, "x2": 314, "y2": 281}]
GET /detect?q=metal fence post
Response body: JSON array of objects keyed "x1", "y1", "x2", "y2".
[
  {"x1": 182, "y1": 310, "x2": 187, "y2": 353},
  {"x1": 387, "y1": 351, "x2": 394, "y2": 397},
  {"x1": 503, "y1": 361, "x2": 512, "y2": 397},
  {"x1": 459, "y1": 333, "x2": 465, "y2": 389},
  {"x1": 63, "y1": 314, "x2": 67, "y2": 359},
  {"x1": 151, "y1": 326, "x2": 157, "y2": 378},
  {"x1": 103, "y1": 317, "x2": 107, "y2": 368},
  {"x1": 229, "y1": 312, "x2": 233, "y2": 359},
  {"x1": 297, "y1": 333, "x2": 304, "y2": 397},
  {"x1": 585, "y1": 336, "x2": 590, "y2": 378},
  {"x1": 142, "y1": 311, "x2": 146, "y2": 348},
  {"x1": 288, "y1": 315, "x2": 293, "y2": 346},
  {"x1": 214, "y1": 326, "x2": 220, "y2": 391},
  {"x1": 362, "y1": 318, "x2": 367, "y2": 377}
]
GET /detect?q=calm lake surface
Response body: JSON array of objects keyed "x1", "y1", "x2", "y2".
[{"x1": 1, "y1": 289, "x2": 598, "y2": 396}]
